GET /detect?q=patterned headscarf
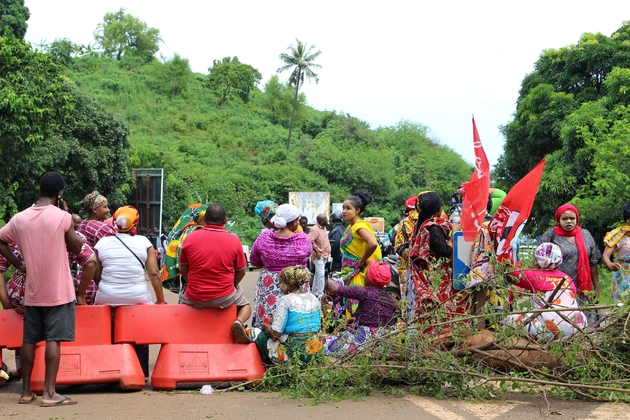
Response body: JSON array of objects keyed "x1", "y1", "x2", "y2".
[
  {"x1": 270, "y1": 204, "x2": 301, "y2": 228},
  {"x1": 254, "y1": 200, "x2": 278, "y2": 226},
  {"x1": 114, "y1": 206, "x2": 140, "y2": 235},
  {"x1": 80, "y1": 191, "x2": 108, "y2": 212},
  {"x1": 534, "y1": 242, "x2": 563, "y2": 270}
]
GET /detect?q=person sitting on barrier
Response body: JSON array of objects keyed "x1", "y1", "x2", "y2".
[
  {"x1": 248, "y1": 265, "x2": 322, "y2": 364},
  {"x1": 0, "y1": 171, "x2": 84, "y2": 406},
  {"x1": 503, "y1": 242, "x2": 587, "y2": 342},
  {"x1": 178, "y1": 203, "x2": 253, "y2": 344},
  {"x1": 322, "y1": 261, "x2": 396, "y2": 355},
  {"x1": 93, "y1": 205, "x2": 166, "y2": 377},
  {"x1": 249, "y1": 204, "x2": 312, "y2": 328}
]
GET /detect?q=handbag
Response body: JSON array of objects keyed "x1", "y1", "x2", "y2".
[{"x1": 114, "y1": 235, "x2": 145, "y2": 270}]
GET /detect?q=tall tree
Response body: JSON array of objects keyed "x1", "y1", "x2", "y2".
[
  {"x1": 277, "y1": 38, "x2": 321, "y2": 150},
  {"x1": 207, "y1": 56, "x2": 262, "y2": 106},
  {"x1": 0, "y1": 0, "x2": 29, "y2": 39},
  {"x1": 93, "y1": 8, "x2": 161, "y2": 63}
]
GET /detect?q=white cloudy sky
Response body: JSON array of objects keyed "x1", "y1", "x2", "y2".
[{"x1": 24, "y1": 0, "x2": 630, "y2": 168}]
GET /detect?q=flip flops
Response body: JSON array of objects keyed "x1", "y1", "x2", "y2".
[
  {"x1": 18, "y1": 393, "x2": 37, "y2": 404},
  {"x1": 231, "y1": 320, "x2": 253, "y2": 344},
  {"x1": 40, "y1": 396, "x2": 78, "y2": 407}
]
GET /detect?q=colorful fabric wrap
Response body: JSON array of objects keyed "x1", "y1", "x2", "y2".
[
  {"x1": 255, "y1": 200, "x2": 278, "y2": 226},
  {"x1": 80, "y1": 191, "x2": 107, "y2": 212},
  {"x1": 604, "y1": 226, "x2": 630, "y2": 248},
  {"x1": 160, "y1": 204, "x2": 207, "y2": 293}
]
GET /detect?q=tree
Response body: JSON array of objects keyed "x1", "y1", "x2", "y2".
[
  {"x1": 262, "y1": 75, "x2": 300, "y2": 126},
  {"x1": 207, "y1": 57, "x2": 261, "y2": 106},
  {"x1": 0, "y1": 0, "x2": 29, "y2": 39},
  {"x1": 94, "y1": 8, "x2": 161, "y2": 63},
  {"x1": 0, "y1": 35, "x2": 71, "y2": 218},
  {"x1": 277, "y1": 38, "x2": 321, "y2": 150},
  {"x1": 153, "y1": 54, "x2": 193, "y2": 97}
]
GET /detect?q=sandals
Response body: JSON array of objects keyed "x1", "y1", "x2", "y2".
[
  {"x1": 18, "y1": 393, "x2": 37, "y2": 404},
  {"x1": 231, "y1": 320, "x2": 253, "y2": 344},
  {"x1": 40, "y1": 396, "x2": 78, "y2": 407}
]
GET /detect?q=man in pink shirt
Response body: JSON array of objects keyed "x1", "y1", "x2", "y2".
[
  {"x1": 178, "y1": 204, "x2": 252, "y2": 344},
  {"x1": 0, "y1": 172, "x2": 83, "y2": 407},
  {"x1": 308, "y1": 214, "x2": 331, "y2": 298}
]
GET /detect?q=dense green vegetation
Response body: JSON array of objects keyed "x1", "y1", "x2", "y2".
[
  {"x1": 0, "y1": 7, "x2": 473, "y2": 246},
  {"x1": 496, "y1": 21, "x2": 630, "y2": 244}
]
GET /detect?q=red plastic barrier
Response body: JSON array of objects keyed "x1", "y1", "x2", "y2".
[
  {"x1": 114, "y1": 304, "x2": 235, "y2": 344},
  {"x1": 114, "y1": 304, "x2": 265, "y2": 390},
  {"x1": 30, "y1": 305, "x2": 145, "y2": 393},
  {"x1": 0, "y1": 309, "x2": 23, "y2": 368}
]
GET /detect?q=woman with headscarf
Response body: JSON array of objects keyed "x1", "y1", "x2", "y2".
[
  {"x1": 407, "y1": 191, "x2": 469, "y2": 329},
  {"x1": 93, "y1": 206, "x2": 166, "y2": 379},
  {"x1": 602, "y1": 203, "x2": 630, "y2": 303},
  {"x1": 78, "y1": 191, "x2": 116, "y2": 248},
  {"x1": 94, "y1": 206, "x2": 166, "y2": 306},
  {"x1": 394, "y1": 195, "x2": 421, "y2": 296},
  {"x1": 254, "y1": 200, "x2": 278, "y2": 230},
  {"x1": 540, "y1": 204, "x2": 601, "y2": 323},
  {"x1": 504, "y1": 243, "x2": 587, "y2": 341},
  {"x1": 249, "y1": 204, "x2": 312, "y2": 328},
  {"x1": 248, "y1": 265, "x2": 322, "y2": 365},
  {"x1": 339, "y1": 191, "x2": 382, "y2": 315}
]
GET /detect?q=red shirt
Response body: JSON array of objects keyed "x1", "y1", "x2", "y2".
[{"x1": 179, "y1": 225, "x2": 246, "y2": 301}]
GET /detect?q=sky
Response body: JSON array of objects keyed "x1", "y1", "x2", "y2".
[{"x1": 23, "y1": 0, "x2": 630, "y2": 168}]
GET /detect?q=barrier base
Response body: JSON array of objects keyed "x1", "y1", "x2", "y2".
[
  {"x1": 31, "y1": 343, "x2": 145, "y2": 393},
  {"x1": 151, "y1": 343, "x2": 265, "y2": 391}
]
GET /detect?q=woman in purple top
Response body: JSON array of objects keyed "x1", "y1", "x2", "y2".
[
  {"x1": 326, "y1": 261, "x2": 395, "y2": 328},
  {"x1": 323, "y1": 261, "x2": 396, "y2": 355},
  {"x1": 250, "y1": 204, "x2": 312, "y2": 328}
]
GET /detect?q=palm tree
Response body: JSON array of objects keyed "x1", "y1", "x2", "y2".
[{"x1": 277, "y1": 38, "x2": 322, "y2": 150}]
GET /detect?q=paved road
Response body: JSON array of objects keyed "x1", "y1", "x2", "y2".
[{"x1": 2, "y1": 271, "x2": 629, "y2": 418}]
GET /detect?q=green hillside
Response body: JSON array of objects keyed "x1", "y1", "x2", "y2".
[{"x1": 59, "y1": 54, "x2": 472, "y2": 244}]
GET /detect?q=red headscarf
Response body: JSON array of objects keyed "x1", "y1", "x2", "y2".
[{"x1": 553, "y1": 204, "x2": 591, "y2": 294}]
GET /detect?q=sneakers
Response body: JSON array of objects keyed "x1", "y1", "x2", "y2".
[{"x1": 231, "y1": 320, "x2": 253, "y2": 344}]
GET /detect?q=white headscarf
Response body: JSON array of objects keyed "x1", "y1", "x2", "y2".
[
  {"x1": 270, "y1": 204, "x2": 301, "y2": 229},
  {"x1": 534, "y1": 242, "x2": 563, "y2": 270}
]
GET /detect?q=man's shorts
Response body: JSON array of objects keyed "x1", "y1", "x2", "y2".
[
  {"x1": 23, "y1": 301, "x2": 76, "y2": 343},
  {"x1": 179, "y1": 286, "x2": 249, "y2": 309}
]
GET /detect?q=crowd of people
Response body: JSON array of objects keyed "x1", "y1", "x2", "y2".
[{"x1": 1, "y1": 171, "x2": 630, "y2": 406}]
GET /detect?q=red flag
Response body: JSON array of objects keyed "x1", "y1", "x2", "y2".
[
  {"x1": 461, "y1": 117, "x2": 490, "y2": 241},
  {"x1": 489, "y1": 159, "x2": 546, "y2": 263}
]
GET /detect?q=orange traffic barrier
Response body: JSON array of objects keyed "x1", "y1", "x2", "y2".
[
  {"x1": 0, "y1": 309, "x2": 23, "y2": 368},
  {"x1": 30, "y1": 305, "x2": 145, "y2": 393},
  {"x1": 114, "y1": 304, "x2": 265, "y2": 390}
]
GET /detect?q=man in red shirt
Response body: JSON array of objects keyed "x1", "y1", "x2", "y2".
[{"x1": 178, "y1": 204, "x2": 252, "y2": 344}]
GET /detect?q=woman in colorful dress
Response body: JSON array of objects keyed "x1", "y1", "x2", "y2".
[
  {"x1": 602, "y1": 203, "x2": 630, "y2": 303},
  {"x1": 249, "y1": 265, "x2": 321, "y2": 364},
  {"x1": 250, "y1": 204, "x2": 312, "y2": 328},
  {"x1": 504, "y1": 242, "x2": 587, "y2": 341},
  {"x1": 540, "y1": 204, "x2": 601, "y2": 324},
  {"x1": 77, "y1": 191, "x2": 116, "y2": 301},
  {"x1": 407, "y1": 191, "x2": 468, "y2": 330},
  {"x1": 339, "y1": 191, "x2": 382, "y2": 316}
]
